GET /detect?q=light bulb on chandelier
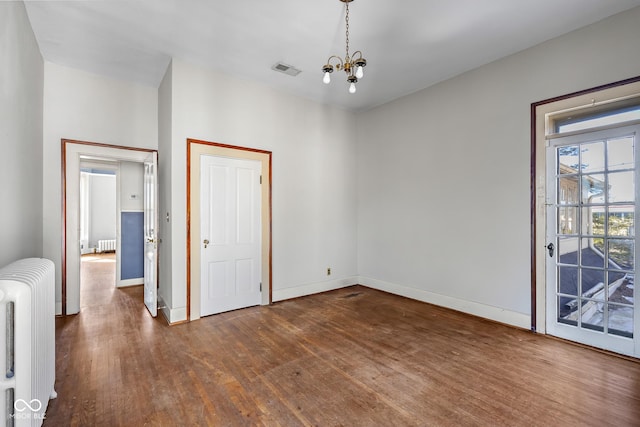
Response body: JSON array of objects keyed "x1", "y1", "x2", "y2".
[
  {"x1": 347, "y1": 75, "x2": 357, "y2": 94},
  {"x1": 321, "y1": 0, "x2": 367, "y2": 94}
]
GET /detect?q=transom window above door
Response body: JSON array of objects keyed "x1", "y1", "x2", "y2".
[{"x1": 553, "y1": 100, "x2": 640, "y2": 134}]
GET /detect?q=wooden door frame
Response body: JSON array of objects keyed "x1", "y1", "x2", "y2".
[
  {"x1": 530, "y1": 75, "x2": 640, "y2": 333},
  {"x1": 187, "y1": 139, "x2": 272, "y2": 321},
  {"x1": 62, "y1": 139, "x2": 157, "y2": 315}
]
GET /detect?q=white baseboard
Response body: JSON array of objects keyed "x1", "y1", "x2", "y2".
[
  {"x1": 156, "y1": 294, "x2": 187, "y2": 324},
  {"x1": 157, "y1": 275, "x2": 529, "y2": 329},
  {"x1": 169, "y1": 306, "x2": 187, "y2": 323},
  {"x1": 56, "y1": 301, "x2": 62, "y2": 316},
  {"x1": 272, "y1": 276, "x2": 359, "y2": 302},
  {"x1": 159, "y1": 304, "x2": 171, "y2": 324},
  {"x1": 359, "y1": 276, "x2": 531, "y2": 330},
  {"x1": 117, "y1": 278, "x2": 143, "y2": 288}
]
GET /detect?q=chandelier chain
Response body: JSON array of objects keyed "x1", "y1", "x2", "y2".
[{"x1": 345, "y1": 3, "x2": 350, "y2": 60}]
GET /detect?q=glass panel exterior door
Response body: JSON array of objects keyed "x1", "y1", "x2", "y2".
[{"x1": 546, "y1": 125, "x2": 639, "y2": 357}]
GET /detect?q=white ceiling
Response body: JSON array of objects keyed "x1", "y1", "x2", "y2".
[{"x1": 23, "y1": 0, "x2": 640, "y2": 112}]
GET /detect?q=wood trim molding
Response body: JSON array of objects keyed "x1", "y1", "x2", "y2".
[
  {"x1": 187, "y1": 139, "x2": 273, "y2": 156},
  {"x1": 61, "y1": 141, "x2": 67, "y2": 315},
  {"x1": 529, "y1": 75, "x2": 640, "y2": 332},
  {"x1": 61, "y1": 139, "x2": 157, "y2": 316},
  {"x1": 186, "y1": 138, "x2": 273, "y2": 321},
  {"x1": 532, "y1": 76, "x2": 640, "y2": 111},
  {"x1": 187, "y1": 141, "x2": 191, "y2": 320},
  {"x1": 529, "y1": 102, "x2": 536, "y2": 331},
  {"x1": 63, "y1": 139, "x2": 156, "y2": 153}
]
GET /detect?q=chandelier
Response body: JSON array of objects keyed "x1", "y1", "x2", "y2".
[{"x1": 322, "y1": 0, "x2": 367, "y2": 94}]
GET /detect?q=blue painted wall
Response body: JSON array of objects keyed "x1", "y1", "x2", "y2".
[{"x1": 121, "y1": 211, "x2": 144, "y2": 280}]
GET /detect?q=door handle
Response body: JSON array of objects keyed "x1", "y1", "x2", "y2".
[
  {"x1": 203, "y1": 239, "x2": 209, "y2": 248},
  {"x1": 546, "y1": 242, "x2": 554, "y2": 257}
]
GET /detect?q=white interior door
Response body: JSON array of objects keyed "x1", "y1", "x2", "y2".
[
  {"x1": 200, "y1": 155, "x2": 262, "y2": 316},
  {"x1": 143, "y1": 152, "x2": 158, "y2": 317},
  {"x1": 546, "y1": 124, "x2": 639, "y2": 357}
]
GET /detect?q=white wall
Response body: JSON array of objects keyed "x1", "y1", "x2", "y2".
[
  {"x1": 120, "y1": 161, "x2": 144, "y2": 211},
  {"x1": 159, "y1": 59, "x2": 359, "y2": 322},
  {"x1": 157, "y1": 61, "x2": 173, "y2": 315},
  {"x1": 89, "y1": 174, "x2": 116, "y2": 247},
  {"x1": 356, "y1": 7, "x2": 640, "y2": 328},
  {"x1": 0, "y1": 2, "x2": 43, "y2": 267},
  {"x1": 43, "y1": 62, "x2": 158, "y2": 311}
]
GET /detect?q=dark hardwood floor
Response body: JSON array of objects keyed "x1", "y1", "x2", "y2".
[{"x1": 45, "y1": 261, "x2": 640, "y2": 426}]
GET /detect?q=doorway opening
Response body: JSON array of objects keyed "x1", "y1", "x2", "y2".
[
  {"x1": 79, "y1": 164, "x2": 117, "y2": 308},
  {"x1": 532, "y1": 76, "x2": 640, "y2": 358},
  {"x1": 62, "y1": 140, "x2": 158, "y2": 317}
]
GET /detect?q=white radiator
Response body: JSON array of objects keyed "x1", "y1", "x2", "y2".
[
  {"x1": 0, "y1": 258, "x2": 56, "y2": 427},
  {"x1": 97, "y1": 239, "x2": 116, "y2": 253}
]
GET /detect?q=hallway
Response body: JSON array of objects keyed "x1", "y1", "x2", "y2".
[{"x1": 80, "y1": 253, "x2": 117, "y2": 309}]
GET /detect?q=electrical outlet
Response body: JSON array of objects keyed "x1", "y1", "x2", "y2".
[{"x1": 327, "y1": 267, "x2": 331, "y2": 276}]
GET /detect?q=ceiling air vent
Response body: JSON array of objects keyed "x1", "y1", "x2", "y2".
[{"x1": 271, "y1": 62, "x2": 302, "y2": 76}]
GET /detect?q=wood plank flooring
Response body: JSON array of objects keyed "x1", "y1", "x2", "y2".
[{"x1": 44, "y1": 264, "x2": 640, "y2": 426}]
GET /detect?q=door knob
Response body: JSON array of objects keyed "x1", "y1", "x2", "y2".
[
  {"x1": 203, "y1": 239, "x2": 209, "y2": 248},
  {"x1": 546, "y1": 242, "x2": 554, "y2": 257}
]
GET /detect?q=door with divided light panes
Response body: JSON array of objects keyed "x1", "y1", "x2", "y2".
[
  {"x1": 143, "y1": 151, "x2": 158, "y2": 317},
  {"x1": 546, "y1": 124, "x2": 639, "y2": 357}
]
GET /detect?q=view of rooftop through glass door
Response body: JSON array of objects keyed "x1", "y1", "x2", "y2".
[
  {"x1": 555, "y1": 134, "x2": 635, "y2": 337},
  {"x1": 546, "y1": 111, "x2": 639, "y2": 356}
]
